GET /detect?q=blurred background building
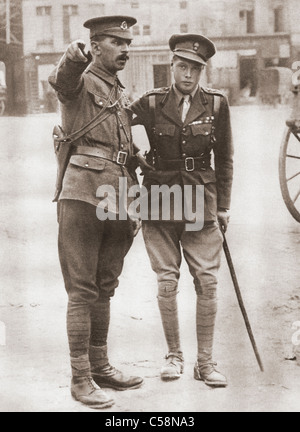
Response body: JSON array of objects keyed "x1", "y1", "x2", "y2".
[{"x1": 0, "y1": 0, "x2": 300, "y2": 114}]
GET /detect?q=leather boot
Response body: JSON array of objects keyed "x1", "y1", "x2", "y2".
[
  {"x1": 90, "y1": 345, "x2": 143, "y2": 391},
  {"x1": 71, "y1": 376, "x2": 115, "y2": 408},
  {"x1": 194, "y1": 361, "x2": 228, "y2": 388},
  {"x1": 160, "y1": 352, "x2": 184, "y2": 381}
]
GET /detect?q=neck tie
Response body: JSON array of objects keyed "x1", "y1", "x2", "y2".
[{"x1": 181, "y1": 95, "x2": 191, "y2": 122}]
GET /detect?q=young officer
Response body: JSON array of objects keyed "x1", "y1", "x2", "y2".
[{"x1": 131, "y1": 33, "x2": 234, "y2": 388}]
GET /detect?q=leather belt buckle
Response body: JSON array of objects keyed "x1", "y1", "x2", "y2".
[
  {"x1": 185, "y1": 157, "x2": 195, "y2": 172},
  {"x1": 117, "y1": 151, "x2": 128, "y2": 165}
]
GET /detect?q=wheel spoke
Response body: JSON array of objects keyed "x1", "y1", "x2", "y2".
[
  {"x1": 287, "y1": 171, "x2": 300, "y2": 181},
  {"x1": 286, "y1": 154, "x2": 300, "y2": 160},
  {"x1": 293, "y1": 188, "x2": 300, "y2": 204}
]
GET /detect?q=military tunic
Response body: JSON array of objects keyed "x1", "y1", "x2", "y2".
[
  {"x1": 49, "y1": 53, "x2": 137, "y2": 211},
  {"x1": 131, "y1": 85, "x2": 233, "y2": 222}
]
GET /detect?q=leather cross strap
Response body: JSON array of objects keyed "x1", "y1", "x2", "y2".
[{"x1": 58, "y1": 84, "x2": 116, "y2": 144}]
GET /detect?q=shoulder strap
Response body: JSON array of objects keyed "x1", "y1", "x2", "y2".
[
  {"x1": 213, "y1": 94, "x2": 221, "y2": 125},
  {"x1": 149, "y1": 94, "x2": 156, "y2": 132}
]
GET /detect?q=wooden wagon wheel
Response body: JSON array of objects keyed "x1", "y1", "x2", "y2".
[{"x1": 279, "y1": 126, "x2": 300, "y2": 222}]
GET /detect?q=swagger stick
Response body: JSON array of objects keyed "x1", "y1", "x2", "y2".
[{"x1": 222, "y1": 231, "x2": 264, "y2": 372}]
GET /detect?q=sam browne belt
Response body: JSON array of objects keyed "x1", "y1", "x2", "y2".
[
  {"x1": 72, "y1": 145, "x2": 130, "y2": 166},
  {"x1": 154, "y1": 155, "x2": 211, "y2": 172}
]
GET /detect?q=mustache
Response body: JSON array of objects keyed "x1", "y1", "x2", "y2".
[{"x1": 117, "y1": 54, "x2": 129, "y2": 61}]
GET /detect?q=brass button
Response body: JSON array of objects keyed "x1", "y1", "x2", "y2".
[{"x1": 182, "y1": 140, "x2": 186, "y2": 145}]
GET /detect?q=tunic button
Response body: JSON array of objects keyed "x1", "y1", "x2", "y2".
[
  {"x1": 85, "y1": 163, "x2": 89, "y2": 167},
  {"x1": 182, "y1": 128, "x2": 186, "y2": 132},
  {"x1": 182, "y1": 140, "x2": 186, "y2": 145},
  {"x1": 182, "y1": 153, "x2": 186, "y2": 157},
  {"x1": 120, "y1": 144, "x2": 124, "y2": 149}
]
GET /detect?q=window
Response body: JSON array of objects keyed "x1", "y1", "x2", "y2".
[
  {"x1": 132, "y1": 25, "x2": 140, "y2": 36},
  {"x1": 63, "y1": 5, "x2": 79, "y2": 44},
  {"x1": 143, "y1": 25, "x2": 151, "y2": 36},
  {"x1": 180, "y1": 1, "x2": 187, "y2": 9},
  {"x1": 36, "y1": 6, "x2": 51, "y2": 16},
  {"x1": 180, "y1": 23, "x2": 188, "y2": 33},
  {"x1": 36, "y1": 6, "x2": 53, "y2": 46},
  {"x1": 246, "y1": 9, "x2": 255, "y2": 33},
  {"x1": 274, "y1": 7, "x2": 284, "y2": 32},
  {"x1": 131, "y1": 1, "x2": 139, "y2": 8}
]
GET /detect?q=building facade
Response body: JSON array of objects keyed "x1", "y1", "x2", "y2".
[
  {"x1": 0, "y1": 0, "x2": 26, "y2": 114},
  {"x1": 3, "y1": 0, "x2": 300, "y2": 113}
]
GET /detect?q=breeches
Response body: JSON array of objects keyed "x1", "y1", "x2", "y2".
[
  {"x1": 142, "y1": 221, "x2": 223, "y2": 297},
  {"x1": 58, "y1": 199, "x2": 134, "y2": 304}
]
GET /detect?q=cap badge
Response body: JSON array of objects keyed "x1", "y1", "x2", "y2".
[
  {"x1": 120, "y1": 21, "x2": 128, "y2": 30},
  {"x1": 193, "y1": 42, "x2": 200, "y2": 52}
]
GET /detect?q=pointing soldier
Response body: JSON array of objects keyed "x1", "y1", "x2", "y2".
[
  {"x1": 49, "y1": 16, "x2": 143, "y2": 408},
  {"x1": 131, "y1": 34, "x2": 234, "y2": 387}
]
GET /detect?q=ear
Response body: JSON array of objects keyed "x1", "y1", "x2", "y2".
[{"x1": 91, "y1": 41, "x2": 101, "y2": 56}]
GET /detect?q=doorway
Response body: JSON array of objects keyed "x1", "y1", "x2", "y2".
[{"x1": 240, "y1": 57, "x2": 258, "y2": 96}]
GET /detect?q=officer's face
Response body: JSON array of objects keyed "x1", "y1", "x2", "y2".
[
  {"x1": 92, "y1": 36, "x2": 131, "y2": 74},
  {"x1": 172, "y1": 58, "x2": 204, "y2": 94}
]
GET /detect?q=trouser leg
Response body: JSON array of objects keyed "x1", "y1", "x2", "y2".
[{"x1": 58, "y1": 200, "x2": 106, "y2": 378}]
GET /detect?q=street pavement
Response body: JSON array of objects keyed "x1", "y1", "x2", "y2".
[{"x1": 0, "y1": 105, "x2": 300, "y2": 412}]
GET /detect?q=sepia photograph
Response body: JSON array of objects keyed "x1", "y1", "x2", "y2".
[{"x1": 0, "y1": 0, "x2": 300, "y2": 414}]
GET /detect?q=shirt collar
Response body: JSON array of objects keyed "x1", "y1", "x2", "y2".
[
  {"x1": 172, "y1": 84, "x2": 199, "y2": 106},
  {"x1": 86, "y1": 63, "x2": 125, "y2": 88}
]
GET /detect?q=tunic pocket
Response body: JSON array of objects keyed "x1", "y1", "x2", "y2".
[
  {"x1": 88, "y1": 90, "x2": 107, "y2": 109},
  {"x1": 190, "y1": 123, "x2": 212, "y2": 137},
  {"x1": 155, "y1": 124, "x2": 176, "y2": 137}
]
